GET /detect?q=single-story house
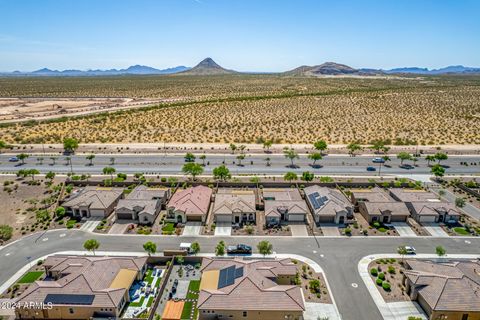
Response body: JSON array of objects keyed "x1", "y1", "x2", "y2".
[
  {"x1": 15, "y1": 255, "x2": 147, "y2": 320},
  {"x1": 166, "y1": 185, "x2": 212, "y2": 223},
  {"x1": 358, "y1": 201, "x2": 410, "y2": 223},
  {"x1": 403, "y1": 259, "x2": 480, "y2": 320},
  {"x1": 115, "y1": 186, "x2": 170, "y2": 224},
  {"x1": 406, "y1": 202, "x2": 461, "y2": 223},
  {"x1": 304, "y1": 186, "x2": 353, "y2": 224},
  {"x1": 198, "y1": 257, "x2": 305, "y2": 320},
  {"x1": 388, "y1": 188, "x2": 440, "y2": 203},
  {"x1": 350, "y1": 188, "x2": 395, "y2": 211},
  {"x1": 62, "y1": 187, "x2": 123, "y2": 218},
  {"x1": 213, "y1": 189, "x2": 256, "y2": 224},
  {"x1": 262, "y1": 189, "x2": 307, "y2": 226}
]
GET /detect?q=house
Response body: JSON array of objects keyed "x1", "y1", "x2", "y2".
[
  {"x1": 407, "y1": 202, "x2": 461, "y2": 223},
  {"x1": 166, "y1": 185, "x2": 212, "y2": 223},
  {"x1": 304, "y1": 186, "x2": 353, "y2": 224},
  {"x1": 62, "y1": 187, "x2": 123, "y2": 218},
  {"x1": 403, "y1": 259, "x2": 480, "y2": 320},
  {"x1": 350, "y1": 188, "x2": 395, "y2": 211},
  {"x1": 115, "y1": 186, "x2": 170, "y2": 224},
  {"x1": 262, "y1": 188, "x2": 307, "y2": 226},
  {"x1": 197, "y1": 257, "x2": 305, "y2": 320},
  {"x1": 15, "y1": 255, "x2": 147, "y2": 319},
  {"x1": 213, "y1": 189, "x2": 256, "y2": 224},
  {"x1": 389, "y1": 189, "x2": 461, "y2": 223},
  {"x1": 358, "y1": 201, "x2": 410, "y2": 223}
]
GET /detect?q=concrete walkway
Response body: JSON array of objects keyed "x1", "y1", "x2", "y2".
[
  {"x1": 423, "y1": 223, "x2": 450, "y2": 237},
  {"x1": 358, "y1": 253, "x2": 480, "y2": 320},
  {"x1": 390, "y1": 222, "x2": 417, "y2": 237},
  {"x1": 290, "y1": 224, "x2": 309, "y2": 237},
  {"x1": 80, "y1": 217, "x2": 102, "y2": 232},
  {"x1": 304, "y1": 302, "x2": 341, "y2": 320},
  {"x1": 108, "y1": 220, "x2": 131, "y2": 234},
  {"x1": 214, "y1": 222, "x2": 232, "y2": 236},
  {"x1": 183, "y1": 222, "x2": 202, "y2": 236}
]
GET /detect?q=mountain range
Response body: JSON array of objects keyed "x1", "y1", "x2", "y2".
[{"x1": 1, "y1": 58, "x2": 479, "y2": 76}]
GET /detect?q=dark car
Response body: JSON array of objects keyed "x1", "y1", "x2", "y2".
[
  {"x1": 366, "y1": 166, "x2": 376, "y2": 171},
  {"x1": 227, "y1": 244, "x2": 252, "y2": 255},
  {"x1": 400, "y1": 164, "x2": 414, "y2": 170}
]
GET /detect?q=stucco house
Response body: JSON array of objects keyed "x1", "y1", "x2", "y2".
[
  {"x1": 198, "y1": 257, "x2": 305, "y2": 320},
  {"x1": 115, "y1": 186, "x2": 170, "y2": 224},
  {"x1": 358, "y1": 201, "x2": 410, "y2": 223},
  {"x1": 166, "y1": 185, "x2": 212, "y2": 223},
  {"x1": 262, "y1": 188, "x2": 307, "y2": 226},
  {"x1": 62, "y1": 187, "x2": 123, "y2": 218},
  {"x1": 213, "y1": 189, "x2": 256, "y2": 224},
  {"x1": 304, "y1": 186, "x2": 353, "y2": 224},
  {"x1": 406, "y1": 202, "x2": 461, "y2": 223},
  {"x1": 403, "y1": 259, "x2": 480, "y2": 320},
  {"x1": 15, "y1": 255, "x2": 147, "y2": 319}
]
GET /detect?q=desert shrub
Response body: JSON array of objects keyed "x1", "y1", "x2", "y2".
[
  {"x1": 382, "y1": 282, "x2": 391, "y2": 291},
  {"x1": 370, "y1": 268, "x2": 378, "y2": 276}
]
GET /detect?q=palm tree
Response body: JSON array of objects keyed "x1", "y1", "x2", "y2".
[
  {"x1": 102, "y1": 166, "x2": 116, "y2": 180},
  {"x1": 397, "y1": 246, "x2": 407, "y2": 264},
  {"x1": 229, "y1": 143, "x2": 237, "y2": 154},
  {"x1": 425, "y1": 155, "x2": 436, "y2": 166},
  {"x1": 199, "y1": 154, "x2": 207, "y2": 166},
  {"x1": 36, "y1": 157, "x2": 44, "y2": 165},
  {"x1": 308, "y1": 152, "x2": 322, "y2": 167},
  {"x1": 86, "y1": 154, "x2": 95, "y2": 166},
  {"x1": 17, "y1": 153, "x2": 29, "y2": 165},
  {"x1": 263, "y1": 140, "x2": 273, "y2": 153},
  {"x1": 236, "y1": 154, "x2": 245, "y2": 166}
]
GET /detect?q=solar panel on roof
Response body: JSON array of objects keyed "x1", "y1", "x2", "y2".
[
  {"x1": 308, "y1": 194, "x2": 320, "y2": 209},
  {"x1": 234, "y1": 266, "x2": 244, "y2": 278},
  {"x1": 218, "y1": 265, "x2": 236, "y2": 289},
  {"x1": 44, "y1": 294, "x2": 95, "y2": 305}
]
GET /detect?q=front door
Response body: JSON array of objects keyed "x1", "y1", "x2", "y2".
[
  {"x1": 338, "y1": 216, "x2": 345, "y2": 224},
  {"x1": 383, "y1": 216, "x2": 389, "y2": 223},
  {"x1": 235, "y1": 216, "x2": 240, "y2": 223},
  {"x1": 462, "y1": 314, "x2": 468, "y2": 320},
  {"x1": 438, "y1": 214, "x2": 444, "y2": 222}
]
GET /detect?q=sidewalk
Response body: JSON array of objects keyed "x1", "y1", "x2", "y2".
[{"x1": 358, "y1": 253, "x2": 480, "y2": 320}]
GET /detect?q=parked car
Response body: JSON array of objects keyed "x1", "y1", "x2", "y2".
[
  {"x1": 401, "y1": 246, "x2": 416, "y2": 254},
  {"x1": 372, "y1": 158, "x2": 385, "y2": 163},
  {"x1": 400, "y1": 164, "x2": 414, "y2": 170},
  {"x1": 366, "y1": 166, "x2": 376, "y2": 171},
  {"x1": 8, "y1": 156, "x2": 19, "y2": 162},
  {"x1": 227, "y1": 244, "x2": 252, "y2": 255}
]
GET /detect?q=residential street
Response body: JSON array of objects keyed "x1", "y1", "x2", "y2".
[{"x1": 1, "y1": 230, "x2": 478, "y2": 320}]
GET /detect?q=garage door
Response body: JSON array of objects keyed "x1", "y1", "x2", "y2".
[
  {"x1": 116, "y1": 212, "x2": 133, "y2": 220},
  {"x1": 215, "y1": 214, "x2": 232, "y2": 223},
  {"x1": 419, "y1": 215, "x2": 436, "y2": 223},
  {"x1": 187, "y1": 215, "x2": 203, "y2": 222},
  {"x1": 288, "y1": 214, "x2": 305, "y2": 222},
  {"x1": 318, "y1": 215, "x2": 335, "y2": 223}
]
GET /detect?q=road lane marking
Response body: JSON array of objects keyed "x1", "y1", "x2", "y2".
[
  {"x1": 5, "y1": 253, "x2": 11, "y2": 256},
  {"x1": 351, "y1": 283, "x2": 358, "y2": 288},
  {"x1": 320, "y1": 254, "x2": 324, "y2": 258},
  {"x1": 42, "y1": 238, "x2": 48, "y2": 242},
  {"x1": 59, "y1": 233, "x2": 66, "y2": 238},
  {"x1": 465, "y1": 240, "x2": 471, "y2": 244}
]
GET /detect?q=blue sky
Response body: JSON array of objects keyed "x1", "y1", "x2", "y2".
[{"x1": 0, "y1": 0, "x2": 479, "y2": 72}]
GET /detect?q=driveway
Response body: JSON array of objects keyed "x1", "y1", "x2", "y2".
[
  {"x1": 390, "y1": 222, "x2": 417, "y2": 237},
  {"x1": 423, "y1": 223, "x2": 450, "y2": 237},
  {"x1": 320, "y1": 224, "x2": 341, "y2": 236},
  {"x1": 214, "y1": 222, "x2": 232, "y2": 236},
  {"x1": 80, "y1": 217, "x2": 102, "y2": 232},
  {"x1": 290, "y1": 224, "x2": 309, "y2": 237},
  {"x1": 183, "y1": 222, "x2": 202, "y2": 236},
  {"x1": 304, "y1": 302, "x2": 341, "y2": 320},
  {"x1": 108, "y1": 220, "x2": 132, "y2": 234}
]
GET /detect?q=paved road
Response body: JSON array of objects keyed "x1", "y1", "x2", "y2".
[
  {"x1": 1, "y1": 153, "x2": 479, "y2": 176},
  {"x1": 0, "y1": 230, "x2": 478, "y2": 320}
]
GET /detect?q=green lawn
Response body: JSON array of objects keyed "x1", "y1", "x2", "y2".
[
  {"x1": 128, "y1": 296, "x2": 145, "y2": 307},
  {"x1": 144, "y1": 269, "x2": 154, "y2": 285},
  {"x1": 181, "y1": 280, "x2": 201, "y2": 319},
  {"x1": 146, "y1": 296, "x2": 154, "y2": 307},
  {"x1": 162, "y1": 223, "x2": 175, "y2": 232},
  {"x1": 453, "y1": 227, "x2": 470, "y2": 235},
  {"x1": 18, "y1": 271, "x2": 43, "y2": 284}
]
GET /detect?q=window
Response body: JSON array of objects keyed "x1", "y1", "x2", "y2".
[
  {"x1": 69, "y1": 308, "x2": 74, "y2": 314},
  {"x1": 243, "y1": 311, "x2": 247, "y2": 317}
]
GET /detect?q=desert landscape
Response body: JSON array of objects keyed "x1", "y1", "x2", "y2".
[{"x1": 0, "y1": 75, "x2": 479, "y2": 145}]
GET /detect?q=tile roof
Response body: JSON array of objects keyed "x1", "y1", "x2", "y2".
[
  {"x1": 62, "y1": 187, "x2": 123, "y2": 210},
  {"x1": 198, "y1": 258, "x2": 304, "y2": 312},
  {"x1": 264, "y1": 200, "x2": 308, "y2": 218},
  {"x1": 409, "y1": 202, "x2": 461, "y2": 217},
  {"x1": 126, "y1": 185, "x2": 168, "y2": 201},
  {"x1": 262, "y1": 188, "x2": 303, "y2": 201},
  {"x1": 16, "y1": 255, "x2": 147, "y2": 308},
  {"x1": 167, "y1": 185, "x2": 212, "y2": 216},
  {"x1": 404, "y1": 259, "x2": 480, "y2": 312},
  {"x1": 304, "y1": 185, "x2": 352, "y2": 217},
  {"x1": 362, "y1": 201, "x2": 410, "y2": 217},
  {"x1": 116, "y1": 199, "x2": 159, "y2": 217},
  {"x1": 351, "y1": 187, "x2": 395, "y2": 203},
  {"x1": 389, "y1": 188, "x2": 440, "y2": 202},
  {"x1": 213, "y1": 190, "x2": 256, "y2": 215}
]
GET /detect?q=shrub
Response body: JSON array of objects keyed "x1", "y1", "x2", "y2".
[
  {"x1": 373, "y1": 222, "x2": 381, "y2": 228},
  {"x1": 388, "y1": 266, "x2": 396, "y2": 274},
  {"x1": 378, "y1": 227, "x2": 387, "y2": 233},
  {"x1": 382, "y1": 282, "x2": 391, "y2": 291},
  {"x1": 370, "y1": 268, "x2": 378, "y2": 276},
  {"x1": 378, "y1": 272, "x2": 385, "y2": 280},
  {"x1": 376, "y1": 278, "x2": 383, "y2": 286},
  {"x1": 344, "y1": 227, "x2": 352, "y2": 235},
  {"x1": 0, "y1": 224, "x2": 13, "y2": 241}
]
